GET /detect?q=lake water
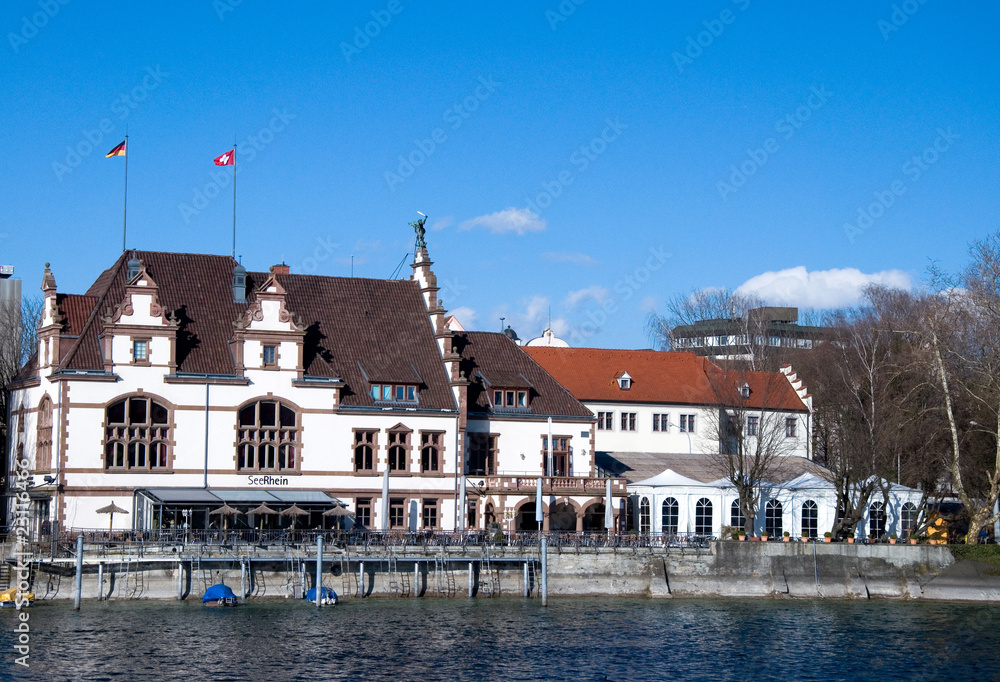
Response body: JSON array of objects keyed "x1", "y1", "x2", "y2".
[{"x1": 2, "y1": 597, "x2": 999, "y2": 681}]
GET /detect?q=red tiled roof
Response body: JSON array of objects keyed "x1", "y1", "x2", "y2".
[
  {"x1": 524, "y1": 347, "x2": 807, "y2": 412},
  {"x1": 47, "y1": 251, "x2": 455, "y2": 410}
]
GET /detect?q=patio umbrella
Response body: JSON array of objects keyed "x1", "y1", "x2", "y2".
[
  {"x1": 248, "y1": 503, "x2": 277, "y2": 530},
  {"x1": 96, "y1": 502, "x2": 128, "y2": 532},
  {"x1": 381, "y1": 468, "x2": 390, "y2": 532},
  {"x1": 322, "y1": 504, "x2": 353, "y2": 531},
  {"x1": 209, "y1": 503, "x2": 243, "y2": 530},
  {"x1": 280, "y1": 504, "x2": 309, "y2": 530},
  {"x1": 604, "y1": 478, "x2": 614, "y2": 533}
]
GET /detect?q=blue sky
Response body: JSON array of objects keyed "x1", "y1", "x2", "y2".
[{"x1": 2, "y1": 1, "x2": 997, "y2": 348}]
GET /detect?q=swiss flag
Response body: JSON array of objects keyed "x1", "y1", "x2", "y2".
[{"x1": 214, "y1": 149, "x2": 235, "y2": 166}]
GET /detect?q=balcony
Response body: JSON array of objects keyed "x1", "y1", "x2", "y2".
[{"x1": 480, "y1": 475, "x2": 627, "y2": 496}]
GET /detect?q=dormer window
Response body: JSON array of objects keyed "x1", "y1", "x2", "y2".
[
  {"x1": 492, "y1": 389, "x2": 528, "y2": 408},
  {"x1": 739, "y1": 383, "x2": 751, "y2": 399},
  {"x1": 618, "y1": 372, "x2": 632, "y2": 390},
  {"x1": 371, "y1": 383, "x2": 417, "y2": 403}
]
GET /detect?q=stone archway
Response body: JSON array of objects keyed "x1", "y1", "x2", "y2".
[
  {"x1": 515, "y1": 501, "x2": 540, "y2": 531},
  {"x1": 583, "y1": 502, "x2": 606, "y2": 531},
  {"x1": 549, "y1": 502, "x2": 577, "y2": 531}
]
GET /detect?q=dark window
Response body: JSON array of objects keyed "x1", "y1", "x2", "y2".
[
  {"x1": 263, "y1": 345, "x2": 276, "y2": 365},
  {"x1": 420, "y1": 431, "x2": 442, "y2": 473},
  {"x1": 731, "y1": 499, "x2": 745, "y2": 530},
  {"x1": 388, "y1": 429, "x2": 410, "y2": 472},
  {"x1": 785, "y1": 418, "x2": 797, "y2": 438},
  {"x1": 653, "y1": 414, "x2": 669, "y2": 432},
  {"x1": 389, "y1": 498, "x2": 405, "y2": 528},
  {"x1": 639, "y1": 497, "x2": 650, "y2": 533},
  {"x1": 355, "y1": 498, "x2": 372, "y2": 528},
  {"x1": 468, "y1": 433, "x2": 496, "y2": 476},
  {"x1": 695, "y1": 498, "x2": 713, "y2": 535},
  {"x1": 237, "y1": 400, "x2": 298, "y2": 471},
  {"x1": 620, "y1": 412, "x2": 636, "y2": 431},
  {"x1": 680, "y1": 414, "x2": 696, "y2": 433},
  {"x1": 105, "y1": 396, "x2": 170, "y2": 470},
  {"x1": 661, "y1": 498, "x2": 678, "y2": 535},
  {"x1": 747, "y1": 415, "x2": 759, "y2": 436},
  {"x1": 354, "y1": 430, "x2": 376, "y2": 473},
  {"x1": 765, "y1": 500, "x2": 783, "y2": 537},
  {"x1": 597, "y1": 412, "x2": 613, "y2": 430},
  {"x1": 802, "y1": 500, "x2": 818, "y2": 538},
  {"x1": 869, "y1": 501, "x2": 886, "y2": 538},
  {"x1": 422, "y1": 499, "x2": 438, "y2": 529}
]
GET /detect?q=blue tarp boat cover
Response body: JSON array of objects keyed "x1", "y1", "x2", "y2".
[
  {"x1": 202, "y1": 583, "x2": 238, "y2": 603},
  {"x1": 305, "y1": 586, "x2": 337, "y2": 601}
]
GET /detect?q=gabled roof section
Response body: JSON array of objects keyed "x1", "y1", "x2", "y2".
[
  {"x1": 525, "y1": 347, "x2": 809, "y2": 412},
  {"x1": 456, "y1": 331, "x2": 592, "y2": 418},
  {"x1": 44, "y1": 250, "x2": 456, "y2": 410}
]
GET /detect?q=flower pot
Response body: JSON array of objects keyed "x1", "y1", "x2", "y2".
[
  {"x1": 889, "y1": 539, "x2": 897, "y2": 545},
  {"x1": 783, "y1": 536, "x2": 790, "y2": 542},
  {"x1": 847, "y1": 537, "x2": 855, "y2": 544},
  {"x1": 801, "y1": 537, "x2": 809, "y2": 543},
  {"x1": 738, "y1": 535, "x2": 746, "y2": 541},
  {"x1": 929, "y1": 539, "x2": 937, "y2": 545},
  {"x1": 909, "y1": 538, "x2": 917, "y2": 545},
  {"x1": 824, "y1": 537, "x2": 831, "y2": 543}
]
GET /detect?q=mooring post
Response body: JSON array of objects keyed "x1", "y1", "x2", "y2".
[
  {"x1": 360, "y1": 562, "x2": 365, "y2": 598},
  {"x1": 74, "y1": 534, "x2": 84, "y2": 610},
  {"x1": 523, "y1": 562, "x2": 529, "y2": 597},
  {"x1": 413, "y1": 563, "x2": 420, "y2": 598},
  {"x1": 541, "y1": 536, "x2": 548, "y2": 607},
  {"x1": 300, "y1": 562, "x2": 306, "y2": 599},
  {"x1": 316, "y1": 536, "x2": 323, "y2": 607},
  {"x1": 240, "y1": 561, "x2": 246, "y2": 603},
  {"x1": 98, "y1": 562, "x2": 104, "y2": 601},
  {"x1": 468, "y1": 562, "x2": 474, "y2": 598},
  {"x1": 177, "y1": 562, "x2": 183, "y2": 600}
]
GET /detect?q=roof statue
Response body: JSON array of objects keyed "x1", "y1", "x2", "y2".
[{"x1": 409, "y1": 212, "x2": 427, "y2": 249}]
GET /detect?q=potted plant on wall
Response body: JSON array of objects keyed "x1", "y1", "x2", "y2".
[
  {"x1": 802, "y1": 531, "x2": 810, "y2": 542},
  {"x1": 761, "y1": 531, "x2": 769, "y2": 542},
  {"x1": 823, "y1": 531, "x2": 832, "y2": 543},
  {"x1": 889, "y1": 533, "x2": 897, "y2": 545},
  {"x1": 783, "y1": 531, "x2": 791, "y2": 542}
]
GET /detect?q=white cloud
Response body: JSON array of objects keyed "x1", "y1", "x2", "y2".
[
  {"x1": 639, "y1": 295, "x2": 659, "y2": 313},
  {"x1": 736, "y1": 266, "x2": 912, "y2": 309},
  {"x1": 542, "y1": 251, "x2": 599, "y2": 266},
  {"x1": 448, "y1": 305, "x2": 477, "y2": 329},
  {"x1": 430, "y1": 216, "x2": 454, "y2": 231},
  {"x1": 563, "y1": 285, "x2": 610, "y2": 310},
  {"x1": 459, "y1": 207, "x2": 546, "y2": 235}
]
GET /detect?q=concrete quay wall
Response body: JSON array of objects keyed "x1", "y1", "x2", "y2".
[{"x1": 21, "y1": 542, "x2": 1000, "y2": 602}]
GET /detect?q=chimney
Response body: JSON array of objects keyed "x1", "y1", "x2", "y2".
[
  {"x1": 270, "y1": 263, "x2": 290, "y2": 275},
  {"x1": 233, "y1": 263, "x2": 247, "y2": 303}
]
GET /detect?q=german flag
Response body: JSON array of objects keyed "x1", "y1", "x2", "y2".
[{"x1": 106, "y1": 139, "x2": 126, "y2": 157}]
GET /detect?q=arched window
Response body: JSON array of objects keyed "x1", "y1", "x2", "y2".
[
  {"x1": 661, "y1": 498, "x2": 678, "y2": 535},
  {"x1": 354, "y1": 430, "x2": 376, "y2": 473},
  {"x1": 639, "y1": 497, "x2": 650, "y2": 533},
  {"x1": 869, "y1": 501, "x2": 886, "y2": 538},
  {"x1": 801, "y1": 500, "x2": 818, "y2": 538},
  {"x1": 420, "y1": 431, "x2": 443, "y2": 473},
  {"x1": 901, "y1": 502, "x2": 918, "y2": 537},
  {"x1": 695, "y1": 498, "x2": 713, "y2": 535},
  {"x1": 765, "y1": 499, "x2": 783, "y2": 537},
  {"x1": 731, "y1": 499, "x2": 745, "y2": 530},
  {"x1": 387, "y1": 426, "x2": 412, "y2": 472},
  {"x1": 36, "y1": 396, "x2": 53, "y2": 471},
  {"x1": 105, "y1": 396, "x2": 171, "y2": 470},
  {"x1": 237, "y1": 399, "x2": 298, "y2": 471}
]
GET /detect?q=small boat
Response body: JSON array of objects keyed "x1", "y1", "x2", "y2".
[
  {"x1": 0, "y1": 587, "x2": 34, "y2": 608},
  {"x1": 305, "y1": 586, "x2": 338, "y2": 605},
  {"x1": 202, "y1": 583, "x2": 239, "y2": 607}
]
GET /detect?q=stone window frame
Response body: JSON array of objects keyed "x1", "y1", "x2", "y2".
[
  {"x1": 131, "y1": 337, "x2": 151, "y2": 366},
  {"x1": 652, "y1": 413, "x2": 670, "y2": 432},
  {"x1": 541, "y1": 434, "x2": 570, "y2": 476},
  {"x1": 785, "y1": 417, "x2": 798, "y2": 438},
  {"x1": 104, "y1": 393, "x2": 174, "y2": 472},
  {"x1": 418, "y1": 430, "x2": 445, "y2": 475},
  {"x1": 467, "y1": 432, "x2": 498, "y2": 476},
  {"x1": 36, "y1": 395, "x2": 53, "y2": 472},
  {"x1": 261, "y1": 343, "x2": 279, "y2": 369},
  {"x1": 389, "y1": 497, "x2": 407, "y2": 529},
  {"x1": 421, "y1": 498, "x2": 440, "y2": 529},
  {"x1": 619, "y1": 412, "x2": 636, "y2": 432},
  {"x1": 386, "y1": 425, "x2": 413, "y2": 474},
  {"x1": 596, "y1": 411, "x2": 613, "y2": 431},
  {"x1": 355, "y1": 497, "x2": 373, "y2": 529},
  {"x1": 235, "y1": 398, "x2": 302, "y2": 473},
  {"x1": 353, "y1": 429, "x2": 378, "y2": 474}
]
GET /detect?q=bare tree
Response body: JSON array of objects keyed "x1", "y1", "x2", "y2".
[
  {"x1": 1, "y1": 294, "x2": 43, "y2": 473},
  {"x1": 704, "y1": 364, "x2": 801, "y2": 536}
]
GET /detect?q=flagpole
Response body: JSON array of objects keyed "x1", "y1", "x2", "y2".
[
  {"x1": 122, "y1": 134, "x2": 129, "y2": 253},
  {"x1": 232, "y1": 140, "x2": 237, "y2": 259}
]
